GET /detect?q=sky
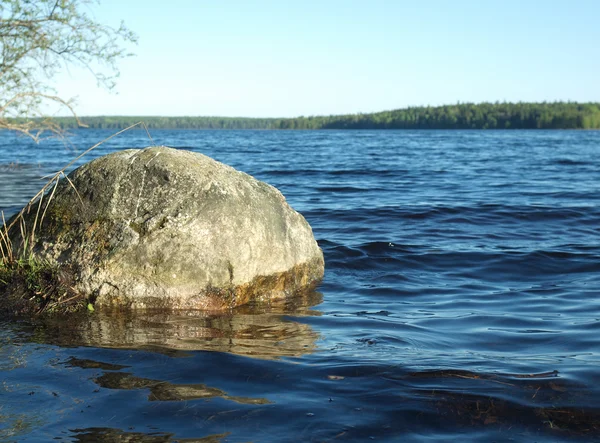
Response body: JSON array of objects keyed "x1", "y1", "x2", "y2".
[{"x1": 51, "y1": 0, "x2": 600, "y2": 117}]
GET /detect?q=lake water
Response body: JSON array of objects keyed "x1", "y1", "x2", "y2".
[{"x1": 1, "y1": 129, "x2": 599, "y2": 442}]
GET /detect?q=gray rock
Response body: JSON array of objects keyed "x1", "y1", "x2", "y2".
[{"x1": 14, "y1": 146, "x2": 324, "y2": 310}]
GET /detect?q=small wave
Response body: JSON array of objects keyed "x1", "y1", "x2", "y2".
[
  {"x1": 306, "y1": 204, "x2": 600, "y2": 225},
  {"x1": 315, "y1": 185, "x2": 369, "y2": 193},
  {"x1": 321, "y1": 239, "x2": 600, "y2": 284},
  {"x1": 552, "y1": 158, "x2": 590, "y2": 166}
]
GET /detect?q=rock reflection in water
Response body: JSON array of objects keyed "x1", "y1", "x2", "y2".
[
  {"x1": 64, "y1": 357, "x2": 130, "y2": 370},
  {"x1": 69, "y1": 427, "x2": 228, "y2": 443},
  {"x1": 31, "y1": 292, "x2": 322, "y2": 359},
  {"x1": 94, "y1": 371, "x2": 271, "y2": 404}
]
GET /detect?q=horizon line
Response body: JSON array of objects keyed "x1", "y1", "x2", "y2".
[{"x1": 60, "y1": 100, "x2": 600, "y2": 120}]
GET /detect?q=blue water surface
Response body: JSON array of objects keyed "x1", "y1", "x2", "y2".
[{"x1": 1, "y1": 129, "x2": 599, "y2": 442}]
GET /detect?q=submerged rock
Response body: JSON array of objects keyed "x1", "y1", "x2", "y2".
[{"x1": 8, "y1": 146, "x2": 324, "y2": 310}]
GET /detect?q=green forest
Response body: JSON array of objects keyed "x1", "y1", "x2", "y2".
[{"x1": 51, "y1": 102, "x2": 600, "y2": 130}]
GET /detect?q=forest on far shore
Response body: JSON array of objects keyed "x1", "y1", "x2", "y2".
[{"x1": 46, "y1": 102, "x2": 600, "y2": 130}]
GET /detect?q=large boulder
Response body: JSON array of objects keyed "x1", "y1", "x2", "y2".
[{"x1": 12, "y1": 146, "x2": 324, "y2": 310}]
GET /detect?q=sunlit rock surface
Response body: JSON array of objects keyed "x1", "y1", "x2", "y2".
[{"x1": 10, "y1": 146, "x2": 324, "y2": 310}]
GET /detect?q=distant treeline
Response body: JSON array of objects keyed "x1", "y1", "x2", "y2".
[{"x1": 53, "y1": 102, "x2": 600, "y2": 130}]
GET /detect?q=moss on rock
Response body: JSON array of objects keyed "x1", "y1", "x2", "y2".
[{"x1": 0, "y1": 259, "x2": 84, "y2": 316}]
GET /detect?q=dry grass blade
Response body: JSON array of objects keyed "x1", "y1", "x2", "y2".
[
  {"x1": 30, "y1": 188, "x2": 46, "y2": 246},
  {"x1": 0, "y1": 211, "x2": 12, "y2": 262},
  {"x1": 142, "y1": 122, "x2": 155, "y2": 146},
  {"x1": 61, "y1": 172, "x2": 83, "y2": 204},
  {"x1": 18, "y1": 216, "x2": 27, "y2": 253},
  {"x1": 39, "y1": 178, "x2": 60, "y2": 230},
  {"x1": 59, "y1": 121, "x2": 146, "y2": 174},
  {"x1": 4, "y1": 121, "x2": 148, "y2": 237}
]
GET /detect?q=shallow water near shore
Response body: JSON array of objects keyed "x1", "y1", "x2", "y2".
[{"x1": 1, "y1": 129, "x2": 599, "y2": 442}]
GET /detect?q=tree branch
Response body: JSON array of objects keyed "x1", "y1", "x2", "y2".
[{"x1": 0, "y1": 0, "x2": 136, "y2": 140}]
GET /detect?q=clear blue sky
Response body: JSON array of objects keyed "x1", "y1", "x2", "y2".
[{"x1": 52, "y1": 0, "x2": 600, "y2": 117}]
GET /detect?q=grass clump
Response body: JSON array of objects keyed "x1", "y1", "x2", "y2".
[
  {"x1": 0, "y1": 254, "x2": 83, "y2": 315},
  {"x1": 0, "y1": 212, "x2": 83, "y2": 316}
]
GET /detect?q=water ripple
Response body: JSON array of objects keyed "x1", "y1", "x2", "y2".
[{"x1": 1, "y1": 129, "x2": 600, "y2": 441}]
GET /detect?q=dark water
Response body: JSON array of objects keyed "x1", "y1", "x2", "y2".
[{"x1": 1, "y1": 129, "x2": 599, "y2": 442}]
